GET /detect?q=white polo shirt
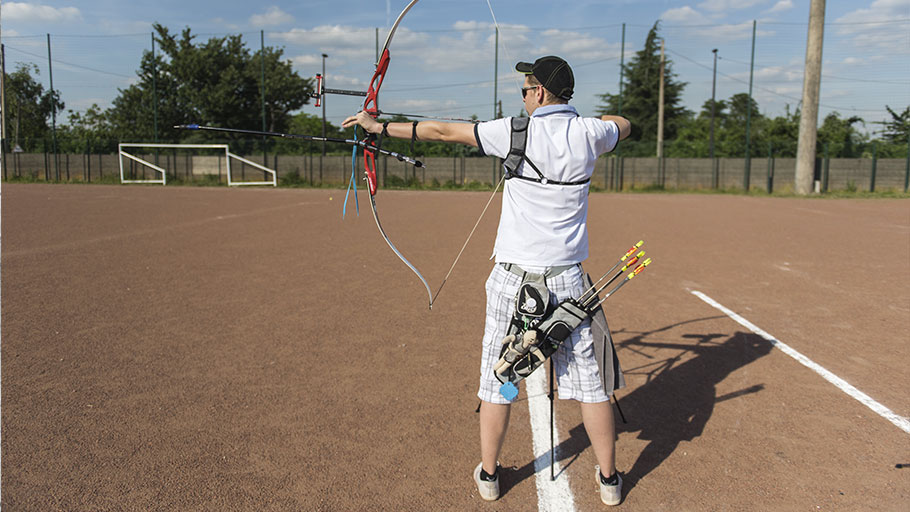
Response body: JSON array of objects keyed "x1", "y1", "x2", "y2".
[{"x1": 474, "y1": 105, "x2": 621, "y2": 267}]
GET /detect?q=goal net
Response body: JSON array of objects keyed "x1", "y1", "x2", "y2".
[{"x1": 118, "y1": 143, "x2": 277, "y2": 186}]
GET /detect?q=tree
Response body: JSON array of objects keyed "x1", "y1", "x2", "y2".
[
  {"x1": 3, "y1": 63, "x2": 64, "y2": 152},
  {"x1": 763, "y1": 105, "x2": 801, "y2": 157},
  {"x1": 59, "y1": 104, "x2": 114, "y2": 152},
  {"x1": 817, "y1": 112, "x2": 865, "y2": 158},
  {"x1": 879, "y1": 105, "x2": 909, "y2": 143},
  {"x1": 102, "y1": 24, "x2": 312, "y2": 148},
  {"x1": 596, "y1": 21, "x2": 690, "y2": 156}
]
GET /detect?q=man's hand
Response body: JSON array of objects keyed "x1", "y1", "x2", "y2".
[{"x1": 342, "y1": 111, "x2": 383, "y2": 134}]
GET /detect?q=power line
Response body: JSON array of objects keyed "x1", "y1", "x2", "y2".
[
  {"x1": 4, "y1": 44, "x2": 134, "y2": 79},
  {"x1": 665, "y1": 48, "x2": 896, "y2": 114}
]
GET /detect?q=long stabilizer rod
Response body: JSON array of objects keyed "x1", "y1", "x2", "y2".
[{"x1": 174, "y1": 124, "x2": 424, "y2": 168}]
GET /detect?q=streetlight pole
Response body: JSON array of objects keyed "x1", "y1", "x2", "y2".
[
  {"x1": 710, "y1": 48, "x2": 718, "y2": 160},
  {"x1": 321, "y1": 53, "x2": 328, "y2": 157}
]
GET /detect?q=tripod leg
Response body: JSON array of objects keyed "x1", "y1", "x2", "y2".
[
  {"x1": 613, "y1": 394, "x2": 627, "y2": 424},
  {"x1": 549, "y1": 358, "x2": 555, "y2": 481}
]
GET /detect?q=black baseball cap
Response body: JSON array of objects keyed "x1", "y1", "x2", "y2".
[{"x1": 515, "y1": 56, "x2": 574, "y2": 100}]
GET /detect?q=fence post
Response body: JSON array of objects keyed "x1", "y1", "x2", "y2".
[
  {"x1": 766, "y1": 142, "x2": 774, "y2": 194},
  {"x1": 619, "y1": 157, "x2": 625, "y2": 191},
  {"x1": 904, "y1": 133, "x2": 909, "y2": 193},
  {"x1": 43, "y1": 139, "x2": 49, "y2": 180},
  {"x1": 869, "y1": 142, "x2": 877, "y2": 192},
  {"x1": 712, "y1": 158, "x2": 718, "y2": 189},
  {"x1": 822, "y1": 143, "x2": 829, "y2": 193}
]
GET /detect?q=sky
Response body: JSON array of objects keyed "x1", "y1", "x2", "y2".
[{"x1": 1, "y1": 0, "x2": 908, "y2": 136}]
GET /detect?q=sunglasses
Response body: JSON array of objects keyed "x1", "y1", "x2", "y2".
[{"x1": 521, "y1": 85, "x2": 540, "y2": 98}]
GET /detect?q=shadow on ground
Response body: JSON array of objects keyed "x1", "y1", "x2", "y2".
[{"x1": 499, "y1": 318, "x2": 774, "y2": 496}]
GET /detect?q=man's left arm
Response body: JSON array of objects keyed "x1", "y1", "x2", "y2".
[{"x1": 342, "y1": 112, "x2": 478, "y2": 147}]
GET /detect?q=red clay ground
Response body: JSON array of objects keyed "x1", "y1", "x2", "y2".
[{"x1": 2, "y1": 183, "x2": 908, "y2": 511}]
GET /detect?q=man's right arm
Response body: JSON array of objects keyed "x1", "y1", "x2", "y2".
[{"x1": 601, "y1": 115, "x2": 631, "y2": 141}]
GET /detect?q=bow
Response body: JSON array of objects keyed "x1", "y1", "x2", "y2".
[{"x1": 358, "y1": 0, "x2": 436, "y2": 309}]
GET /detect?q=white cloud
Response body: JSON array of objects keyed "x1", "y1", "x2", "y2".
[
  {"x1": 767, "y1": 0, "x2": 794, "y2": 14},
  {"x1": 273, "y1": 25, "x2": 382, "y2": 63},
  {"x1": 291, "y1": 54, "x2": 324, "y2": 68},
  {"x1": 663, "y1": 6, "x2": 710, "y2": 25},
  {"x1": 835, "y1": 0, "x2": 910, "y2": 29},
  {"x1": 697, "y1": 0, "x2": 765, "y2": 12},
  {"x1": 250, "y1": 6, "x2": 294, "y2": 27},
  {"x1": 834, "y1": 0, "x2": 910, "y2": 53},
  {"x1": 660, "y1": 6, "x2": 762, "y2": 40},
  {"x1": 1, "y1": 2, "x2": 81, "y2": 23},
  {"x1": 538, "y1": 29, "x2": 619, "y2": 62}
]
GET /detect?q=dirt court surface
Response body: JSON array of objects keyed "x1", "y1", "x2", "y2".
[{"x1": 2, "y1": 183, "x2": 908, "y2": 511}]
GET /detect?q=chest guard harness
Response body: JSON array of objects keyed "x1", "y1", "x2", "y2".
[{"x1": 501, "y1": 116, "x2": 591, "y2": 186}]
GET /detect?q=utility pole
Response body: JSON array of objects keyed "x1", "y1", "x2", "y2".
[
  {"x1": 795, "y1": 0, "x2": 826, "y2": 195},
  {"x1": 152, "y1": 33, "x2": 158, "y2": 143},
  {"x1": 618, "y1": 23, "x2": 625, "y2": 117},
  {"x1": 744, "y1": 20, "x2": 756, "y2": 191},
  {"x1": 656, "y1": 39, "x2": 665, "y2": 159},
  {"x1": 1, "y1": 44, "x2": 7, "y2": 180},
  {"x1": 321, "y1": 53, "x2": 328, "y2": 157},
  {"x1": 261, "y1": 30, "x2": 268, "y2": 167},
  {"x1": 493, "y1": 26, "x2": 499, "y2": 181},
  {"x1": 47, "y1": 34, "x2": 59, "y2": 181},
  {"x1": 493, "y1": 26, "x2": 499, "y2": 121},
  {"x1": 710, "y1": 49, "x2": 718, "y2": 160}
]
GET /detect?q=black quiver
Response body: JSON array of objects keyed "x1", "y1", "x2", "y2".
[{"x1": 495, "y1": 297, "x2": 590, "y2": 385}]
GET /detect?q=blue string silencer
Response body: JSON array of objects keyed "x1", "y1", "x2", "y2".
[
  {"x1": 342, "y1": 128, "x2": 361, "y2": 218},
  {"x1": 499, "y1": 381, "x2": 519, "y2": 401}
]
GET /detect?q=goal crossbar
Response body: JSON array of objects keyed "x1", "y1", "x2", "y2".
[{"x1": 118, "y1": 143, "x2": 277, "y2": 187}]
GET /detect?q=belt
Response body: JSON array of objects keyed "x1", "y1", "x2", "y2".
[{"x1": 500, "y1": 262, "x2": 580, "y2": 278}]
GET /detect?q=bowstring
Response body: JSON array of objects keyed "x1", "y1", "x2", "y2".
[
  {"x1": 429, "y1": 1, "x2": 522, "y2": 307},
  {"x1": 485, "y1": 0, "x2": 525, "y2": 101}
]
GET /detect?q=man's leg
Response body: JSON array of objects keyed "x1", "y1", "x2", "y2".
[
  {"x1": 479, "y1": 400, "x2": 511, "y2": 473},
  {"x1": 580, "y1": 400, "x2": 616, "y2": 475}
]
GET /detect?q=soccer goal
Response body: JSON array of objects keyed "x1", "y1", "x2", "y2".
[{"x1": 118, "y1": 143, "x2": 277, "y2": 186}]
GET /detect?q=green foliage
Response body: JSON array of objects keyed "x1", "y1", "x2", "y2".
[
  {"x1": 279, "y1": 169, "x2": 308, "y2": 186},
  {"x1": 817, "y1": 112, "x2": 866, "y2": 157},
  {"x1": 58, "y1": 24, "x2": 313, "y2": 151},
  {"x1": 879, "y1": 105, "x2": 910, "y2": 143},
  {"x1": 597, "y1": 21, "x2": 690, "y2": 155},
  {"x1": 3, "y1": 64, "x2": 65, "y2": 152}
]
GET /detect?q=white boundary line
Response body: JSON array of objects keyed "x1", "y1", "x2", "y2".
[
  {"x1": 691, "y1": 290, "x2": 910, "y2": 435},
  {"x1": 526, "y1": 370, "x2": 577, "y2": 512}
]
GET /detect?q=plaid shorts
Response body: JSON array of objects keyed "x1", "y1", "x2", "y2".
[{"x1": 478, "y1": 263, "x2": 610, "y2": 404}]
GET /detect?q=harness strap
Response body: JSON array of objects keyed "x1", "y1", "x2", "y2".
[{"x1": 501, "y1": 116, "x2": 590, "y2": 186}]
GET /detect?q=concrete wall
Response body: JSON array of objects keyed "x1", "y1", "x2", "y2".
[{"x1": 5, "y1": 151, "x2": 908, "y2": 192}]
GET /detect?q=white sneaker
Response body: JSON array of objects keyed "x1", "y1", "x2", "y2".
[
  {"x1": 473, "y1": 462, "x2": 500, "y2": 501},
  {"x1": 595, "y1": 466, "x2": 622, "y2": 506}
]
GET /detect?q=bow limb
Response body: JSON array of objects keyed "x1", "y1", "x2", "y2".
[
  {"x1": 361, "y1": 0, "x2": 433, "y2": 308},
  {"x1": 368, "y1": 193, "x2": 434, "y2": 308}
]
